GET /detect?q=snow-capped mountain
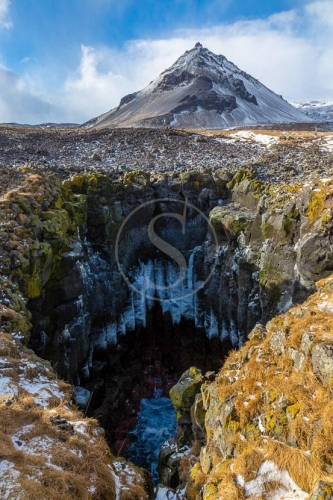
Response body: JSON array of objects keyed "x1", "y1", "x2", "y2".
[
  {"x1": 293, "y1": 101, "x2": 333, "y2": 122},
  {"x1": 86, "y1": 43, "x2": 310, "y2": 129}
]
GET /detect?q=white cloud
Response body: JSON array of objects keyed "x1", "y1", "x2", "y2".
[
  {"x1": 64, "y1": 5, "x2": 333, "y2": 122},
  {"x1": 3, "y1": 1, "x2": 333, "y2": 123},
  {"x1": 0, "y1": 65, "x2": 56, "y2": 123},
  {"x1": 306, "y1": 0, "x2": 333, "y2": 28},
  {"x1": 64, "y1": 45, "x2": 133, "y2": 122},
  {"x1": 0, "y1": 0, "x2": 12, "y2": 29}
]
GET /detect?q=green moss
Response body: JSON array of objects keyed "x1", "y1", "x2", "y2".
[
  {"x1": 27, "y1": 273, "x2": 43, "y2": 299},
  {"x1": 210, "y1": 207, "x2": 252, "y2": 239},
  {"x1": 259, "y1": 260, "x2": 283, "y2": 311},
  {"x1": 123, "y1": 171, "x2": 150, "y2": 186},
  {"x1": 282, "y1": 206, "x2": 300, "y2": 235},
  {"x1": 228, "y1": 215, "x2": 249, "y2": 236},
  {"x1": 42, "y1": 210, "x2": 70, "y2": 238},
  {"x1": 248, "y1": 179, "x2": 265, "y2": 195},
  {"x1": 226, "y1": 170, "x2": 253, "y2": 190},
  {"x1": 170, "y1": 367, "x2": 203, "y2": 420},
  {"x1": 70, "y1": 174, "x2": 87, "y2": 189},
  {"x1": 63, "y1": 195, "x2": 87, "y2": 230},
  {"x1": 261, "y1": 221, "x2": 274, "y2": 239},
  {"x1": 259, "y1": 261, "x2": 283, "y2": 288},
  {"x1": 179, "y1": 171, "x2": 202, "y2": 184}
]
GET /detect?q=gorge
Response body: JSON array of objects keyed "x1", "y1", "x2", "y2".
[{"x1": 2, "y1": 152, "x2": 333, "y2": 498}]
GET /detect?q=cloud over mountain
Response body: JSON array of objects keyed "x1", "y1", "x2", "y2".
[{"x1": 1, "y1": 1, "x2": 333, "y2": 124}]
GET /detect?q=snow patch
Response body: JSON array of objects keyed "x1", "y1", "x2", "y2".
[
  {"x1": 0, "y1": 460, "x2": 21, "y2": 500},
  {"x1": 0, "y1": 376, "x2": 18, "y2": 396},
  {"x1": 244, "y1": 460, "x2": 308, "y2": 499},
  {"x1": 19, "y1": 374, "x2": 64, "y2": 407},
  {"x1": 155, "y1": 486, "x2": 177, "y2": 499}
]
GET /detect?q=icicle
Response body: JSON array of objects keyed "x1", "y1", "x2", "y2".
[{"x1": 153, "y1": 378, "x2": 163, "y2": 399}]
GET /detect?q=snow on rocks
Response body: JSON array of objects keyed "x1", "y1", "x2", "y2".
[
  {"x1": 0, "y1": 331, "x2": 150, "y2": 499},
  {"x1": 0, "y1": 460, "x2": 21, "y2": 500},
  {"x1": 243, "y1": 460, "x2": 308, "y2": 499},
  {"x1": 155, "y1": 485, "x2": 177, "y2": 499},
  {"x1": 227, "y1": 130, "x2": 279, "y2": 147}
]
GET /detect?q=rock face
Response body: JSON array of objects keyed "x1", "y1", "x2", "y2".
[
  {"x1": 2, "y1": 168, "x2": 333, "y2": 461},
  {"x1": 86, "y1": 44, "x2": 307, "y2": 129},
  {"x1": 164, "y1": 276, "x2": 333, "y2": 499}
]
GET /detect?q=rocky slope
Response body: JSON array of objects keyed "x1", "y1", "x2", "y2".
[
  {"x1": 0, "y1": 332, "x2": 151, "y2": 499},
  {"x1": 295, "y1": 101, "x2": 333, "y2": 124},
  {"x1": 86, "y1": 43, "x2": 307, "y2": 129},
  {"x1": 0, "y1": 174, "x2": 153, "y2": 499},
  {"x1": 164, "y1": 275, "x2": 333, "y2": 499},
  {"x1": 0, "y1": 126, "x2": 332, "y2": 185}
]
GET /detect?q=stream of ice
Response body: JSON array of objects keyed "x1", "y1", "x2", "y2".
[{"x1": 126, "y1": 396, "x2": 176, "y2": 483}]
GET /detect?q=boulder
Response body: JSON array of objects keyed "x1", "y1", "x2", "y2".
[{"x1": 170, "y1": 367, "x2": 203, "y2": 421}]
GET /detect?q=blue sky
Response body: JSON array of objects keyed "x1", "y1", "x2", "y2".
[{"x1": 0, "y1": 0, "x2": 332, "y2": 123}]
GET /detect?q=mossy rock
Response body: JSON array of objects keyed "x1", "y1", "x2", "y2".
[
  {"x1": 170, "y1": 367, "x2": 203, "y2": 420},
  {"x1": 69, "y1": 174, "x2": 88, "y2": 190},
  {"x1": 86, "y1": 173, "x2": 113, "y2": 194},
  {"x1": 23, "y1": 242, "x2": 54, "y2": 299},
  {"x1": 63, "y1": 196, "x2": 87, "y2": 230},
  {"x1": 262, "y1": 408, "x2": 288, "y2": 438},
  {"x1": 210, "y1": 206, "x2": 254, "y2": 240},
  {"x1": 307, "y1": 190, "x2": 326, "y2": 224},
  {"x1": 123, "y1": 171, "x2": 150, "y2": 186},
  {"x1": 286, "y1": 401, "x2": 300, "y2": 420},
  {"x1": 42, "y1": 210, "x2": 70, "y2": 239},
  {"x1": 226, "y1": 170, "x2": 254, "y2": 190},
  {"x1": 179, "y1": 171, "x2": 215, "y2": 190}
]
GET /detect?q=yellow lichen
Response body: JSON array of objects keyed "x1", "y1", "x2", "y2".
[{"x1": 307, "y1": 190, "x2": 326, "y2": 223}]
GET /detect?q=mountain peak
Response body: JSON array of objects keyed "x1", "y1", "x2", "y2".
[{"x1": 86, "y1": 45, "x2": 310, "y2": 129}]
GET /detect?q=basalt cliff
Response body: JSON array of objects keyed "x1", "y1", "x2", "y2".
[{"x1": 1, "y1": 128, "x2": 333, "y2": 499}]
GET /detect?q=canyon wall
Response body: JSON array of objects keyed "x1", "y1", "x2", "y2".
[{"x1": 2, "y1": 169, "x2": 333, "y2": 458}]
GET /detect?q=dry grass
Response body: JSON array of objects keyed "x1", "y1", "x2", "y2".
[
  {"x1": 209, "y1": 467, "x2": 245, "y2": 500},
  {"x1": 199, "y1": 276, "x2": 333, "y2": 499},
  {"x1": 233, "y1": 447, "x2": 266, "y2": 482},
  {"x1": 0, "y1": 377, "x2": 150, "y2": 496},
  {"x1": 0, "y1": 392, "x2": 116, "y2": 499},
  {"x1": 263, "y1": 439, "x2": 321, "y2": 493},
  {"x1": 119, "y1": 483, "x2": 149, "y2": 500},
  {"x1": 179, "y1": 443, "x2": 201, "y2": 484},
  {"x1": 0, "y1": 330, "x2": 150, "y2": 500}
]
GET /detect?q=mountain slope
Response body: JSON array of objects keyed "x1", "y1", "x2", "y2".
[
  {"x1": 294, "y1": 100, "x2": 333, "y2": 122},
  {"x1": 86, "y1": 43, "x2": 309, "y2": 129}
]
